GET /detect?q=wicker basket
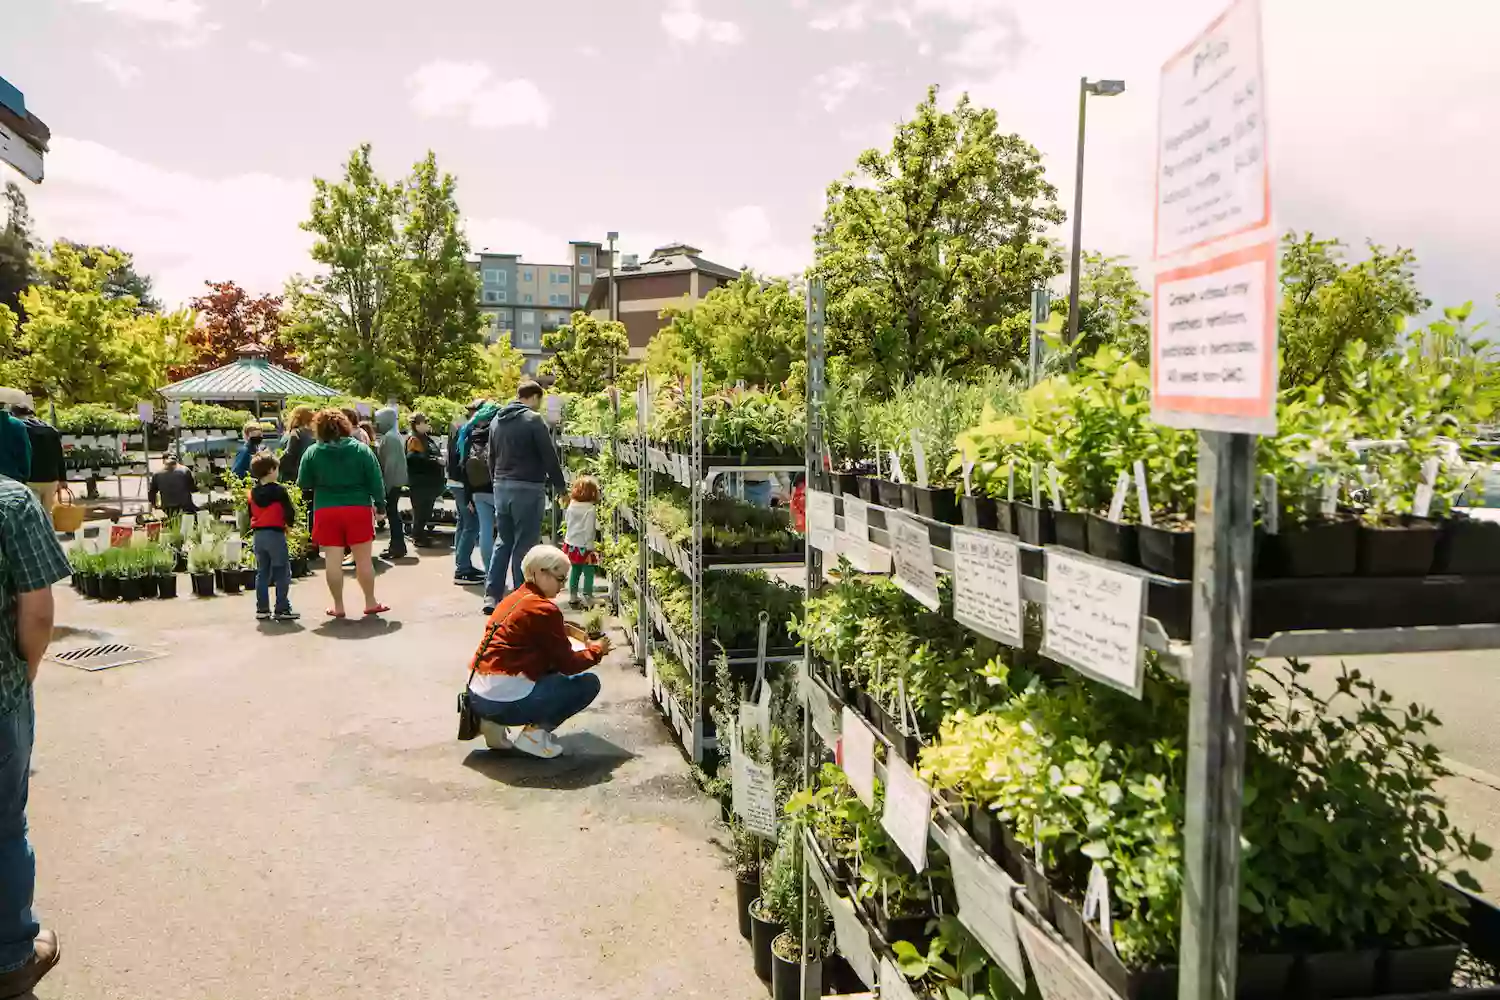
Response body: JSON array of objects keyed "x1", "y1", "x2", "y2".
[{"x1": 51, "y1": 486, "x2": 85, "y2": 532}]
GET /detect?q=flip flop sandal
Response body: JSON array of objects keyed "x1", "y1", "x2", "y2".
[
  {"x1": 325, "y1": 609, "x2": 346, "y2": 618},
  {"x1": 363, "y1": 604, "x2": 391, "y2": 616}
]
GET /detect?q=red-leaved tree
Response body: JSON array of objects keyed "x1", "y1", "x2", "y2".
[{"x1": 170, "y1": 280, "x2": 301, "y2": 379}]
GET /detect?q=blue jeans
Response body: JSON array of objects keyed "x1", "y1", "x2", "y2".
[
  {"x1": 450, "y1": 483, "x2": 480, "y2": 574},
  {"x1": 253, "y1": 529, "x2": 291, "y2": 614},
  {"x1": 0, "y1": 690, "x2": 37, "y2": 972},
  {"x1": 470, "y1": 672, "x2": 601, "y2": 731},
  {"x1": 485, "y1": 481, "x2": 546, "y2": 601},
  {"x1": 473, "y1": 491, "x2": 496, "y2": 574}
]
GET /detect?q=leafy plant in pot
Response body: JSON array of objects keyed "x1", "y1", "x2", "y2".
[
  {"x1": 1135, "y1": 422, "x2": 1198, "y2": 579},
  {"x1": 764, "y1": 824, "x2": 830, "y2": 1000},
  {"x1": 956, "y1": 379, "x2": 1073, "y2": 545},
  {"x1": 187, "y1": 543, "x2": 221, "y2": 597},
  {"x1": 1255, "y1": 395, "x2": 1361, "y2": 578}
]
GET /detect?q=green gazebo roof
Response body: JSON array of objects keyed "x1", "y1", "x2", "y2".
[{"x1": 158, "y1": 348, "x2": 339, "y2": 402}]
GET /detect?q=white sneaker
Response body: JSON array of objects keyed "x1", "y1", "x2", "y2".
[
  {"x1": 479, "y1": 719, "x2": 512, "y2": 750},
  {"x1": 512, "y1": 726, "x2": 563, "y2": 759}
]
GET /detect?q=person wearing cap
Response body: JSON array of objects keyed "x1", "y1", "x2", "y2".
[
  {"x1": 149, "y1": 453, "x2": 198, "y2": 517},
  {"x1": 8, "y1": 400, "x2": 60, "y2": 512}
]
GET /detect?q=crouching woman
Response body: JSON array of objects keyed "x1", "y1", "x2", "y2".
[{"x1": 466, "y1": 545, "x2": 610, "y2": 758}]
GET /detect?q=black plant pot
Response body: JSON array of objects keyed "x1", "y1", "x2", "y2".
[
  {"x1": 749, "y1": 898, "x2": 783, "y2": 982},
  {"x1": 241, "y1": 567, "x2": 258, "y2": 590},
  {"x1": 218, "y1": 569, "x2": 242, "y2": 595},
  {"x1": 903, "y1": 484, "x2": 960, "y2": 524},
  {"x1": 998, "y1": 826, "x2": 1026, "y2": 881},
  {"x1": 1138, "y1": 523, "x2": 1195, "y2": 579},
  {"x1": 1434, "y1": 516, "x2": 1500, "y2": 575},
  {"x1": 878, "y1": 911, "x2": 933, "y2": 953},
  {"x1": 1053, "y1": 510, "x2": 1088, "y2": 552},
  {"x1": 138, "y1": 575, "x2": 159, "y2": 599},
  {"x1": 291, "y1": 556, "x2": 309, "y2": 578},
  {"x1": 1357, "y1": 518, "x2": 1440, "y2": 576},
  {"x1": 1015, "y1": 502, "x2": 1054, "y2": 546},
  {"x1": 1378, "y1": 938, "x2": 1462, "y2": 995},
  {"x1": 174, "y1": 551, "x2": 188, "y2": 573},
  {"x1": 1050, "y1": 891, "x2": 1091, "y2": 960},
  {"x1": 1296, "y1": 949, "x2": 1379, "y2": 999},
  {"x1": 1020, "y1": 859, "x2": 1052, "y2": 918},
  {"x1": 1086, "y1": 513, "x2": 1139, "y2": 567},
  {"x1": 98, "y1": 575, "x2": 120, "y2": 601},
  {"x1": 833, "y1": 471, "x2": 859, "y2": 498},
  {"x1": 771, "y1": 936, "x2": 819, "y2": 1000},
  {"x1": 856, "y1": 476, "x2": 878, "y2": 504},
  {"x1": 118, "y1": 577, "x2": 141, "y2": 602},
  {"x1": 995, "y1": 500, "x2": 1018, "y2": 535},
  {"x1": 968, "y1": 807, "x2": 1006, "y2": 867},
  {"x1": 191, "y1": 572, "x2": 215, "y2": 597},
  {"x1": 1088, "y1": 937, "x2": 1178, "y2": 1000},
  {"x1": 1235, "y1": 952, "x2": 1294, "y2": 1000},
  {"x1": 735, "y1": 873, "x2": 759, "y2": 942},
  {"x1": 155, "y1": 574, "x2": 178, "y2": 599},
  {"x1": 1264, "y1": 518, "x2": 1358, "y2": 578},
  {"x1": 961, "y1": 494, "x2": 998, "y2": 530},
  {"x1": 84, "y1": 574, "x2": 101, "y2": 599},
  {"x1": 70, "y1": 572, "x2": 83, "y2": 592},
  {"x1": 876, "y1": 479, "x2": 903, "y2": 509}
]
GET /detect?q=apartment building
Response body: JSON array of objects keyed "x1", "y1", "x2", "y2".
[
  {"x1": 470, "y1": 240, "x2": 606, "y2": 374},
  {"x1": 582, "y1": 243, "x2": 741, "y2": 359}
]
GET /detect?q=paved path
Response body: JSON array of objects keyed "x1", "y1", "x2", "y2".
[{"x1": 29, "y1": 550, "x2": 762, "y2": 1000}]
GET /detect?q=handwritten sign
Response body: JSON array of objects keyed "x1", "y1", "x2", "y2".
[
  {"x1": 841, "y1": 706, "x2": 877, "y2": 807},
  {"x1": 807, "y1": 489, "x2": 837, "y2": 555},
  {"x1": 733, "y1": 754, "x2": 777, "y2": 839},
  {"x1": 880, "y1": 957, "x2": 922, "y2": 1000},
  {"x1": 830, "y1": 895, "x2": 877, "y2": 987},
  {"x1": 1041, "y1": 549, "x2": 1146, "y2": 698},
  {"x1": 1017, "y1": 918, "x2": 1122, "y2": 1000},
  {"x1": 888, "y1": 511, "x2": 940, "y2": 611},
  {"x1": 948, "y1": 824, "x2": 1028, "y2": 991},
  {"x1": 165, "y1": 399, "x2": 182, "y2": 429},
  {"x1": 136, "y1": 401, "x2": 153, "y2": 424},
  {"x1": 881, "y1": 756, "x2": 931, "y2": 872},
  {"x1": 952, "y1": 526, "x2": 1023, "y2": 646}
]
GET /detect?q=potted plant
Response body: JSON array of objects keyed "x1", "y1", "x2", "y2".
[
  {"x1": 1256, "y1": 395, "x2": 1362, "y2": 578},
  {"x1": 1135, "y1": 422, "x2": 1199, "y2": 579},
  {"x1": 765, "y1": 827, "x2": 829, "y2": 1000},
  {"x1": 150, "y1": 544, "x2": 178, "y2": 598},
  {"x1": 96, "y1": 548, "x2": 123, "y2": 601},
  {"x1": 582, "y1": 608, "x2": 606, "y2": 640},
  {"x1": 730, "y1": 826, "x2": 761, "y2": 942},
  {"x1": 188, "y1": 544, "x2": 219, "y2": 597}
]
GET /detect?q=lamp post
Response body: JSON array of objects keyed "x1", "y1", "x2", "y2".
[
  {"x1": 606, "y1": 230, "x2": 619, "y2": 383},
  {"x1": 1065, "y1": 77, "x2": 1125, "y2": 348}
]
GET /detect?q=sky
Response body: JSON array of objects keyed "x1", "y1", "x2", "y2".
[{"x1": 2, "y1": 0, "x2": 1497, "y2": 323}]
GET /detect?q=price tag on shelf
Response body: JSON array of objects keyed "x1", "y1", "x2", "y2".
[
  {"x1": 948, "y1": 823, "x2": 1028, "y2": 991},
  {"x1": 888, "y1": 511, "x2": 940, "y2": 611},
  {"x1": 1041, "y1": 549, "x2": 1146, "y2": 698},
  {"x1": 880, "y1": 756, "x2": 931, "y2": 872},
  {"x1": 830, "y1": 895, "x2": 878, "y2": 987},
  {"x1": 1017, "y1": 918, "x2": 1121, "y2": 1000},
  {"x1": 840, "y1": 706, "x2": 877, "y2": 807},
  {"x1": 879, "y1": 957, "x2": 921, "y2": 1000},
  {"x1": 952, "y1": 526, "x2": 1023, "y2": 647},
  {"x1": 807, "y1": 489, "x2": 837, "y2": 555}
]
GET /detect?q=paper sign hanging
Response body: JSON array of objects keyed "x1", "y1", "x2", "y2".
[
  {"x1": 799, "y1": 662, "x2": 839, "y2": 747},
  {"x1": 840, "y1": 706, "x2": 877, "y2": 807},
  {"x1": 806, "y1": 489, "x2": 837, "y2": 555},
  {"x1": 952, "y1": 526, "x2": 1023, "y2": 647},
  {"x1": 879, "y1": 957, "x2": 921, "y2": 1000},
  {"x1": 1017, "y1": 919, "x2": 1120, "y2": 1000},
  {"x1": 880, "y1": 756, "x2": 931, "y2": 872},
  {"x1": 165, "y1": 399, "x2": 182, "y2": 429},
  {"x1": 136, "y1": 401, "x2": 153, "y2": 423},
  {"x1": 830, "y1": 895, "x2": 878, "y2": 987},
  {"x1": 947, "y1": 822, "x2": 1029, "y2": 991},
  {"x1": 888, "y1": 511, "x2": 940, "y2": 612},
  {"x1": 1041, "y1": 548, "x2": 1147, "y2": 698}
]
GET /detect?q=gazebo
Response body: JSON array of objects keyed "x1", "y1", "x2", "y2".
[{"x1": 157, "y1": 346, "x2": 339, "y2": 418}]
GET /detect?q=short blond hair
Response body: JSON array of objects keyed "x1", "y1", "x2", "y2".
[{"x1": 521, "y1": 544, "x2": 570, "y2": 585}]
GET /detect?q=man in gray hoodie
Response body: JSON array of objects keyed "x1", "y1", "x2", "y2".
[
  {"x1": 482, "y1": 380, "x2": 567, "y2": 613},
  {"x1": 374, "y1": 407, "x2": 410, "y2": 560}
]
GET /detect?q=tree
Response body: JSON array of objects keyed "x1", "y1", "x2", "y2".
[
  {"x1": 1278, "y1": 231, "x2": 1427, "y2": 398},
  {"x1": 8, "y1": 241, "x2": 190, "y2": 405},
  {"x1": 813, "y1": 85, "x2": 1066, "y2": 395},
  {"x1": 475, "y1": 336, "x2": 525, "y2": 400},
  {"x1": 173, "y1": 280, "x2": 298, "y2": 379},
  {"x1": 390, "y1": 152, "x2": 484, "y2": 397},
  {"x1": 1045, "y1": 252, "x2": 1150, "y2": 372},
  {"x1": 0, "y1": 183, "x2": 34, "y2": 321},
  {"x1": 539, "y1": 311, "x2": 628, "y2": 394},
  {"x1": 655, "y1": 271, "x2": 805, "y2": 386},
  {"x1": 53, "y1": 239, "x2": 161, "y2": 313}
]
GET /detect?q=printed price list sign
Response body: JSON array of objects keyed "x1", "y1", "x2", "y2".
[
  {"x1": 880, "y1": 756, "x2": 931, "y2": 872},
  {"x1": 888, "y1": 511, "x2": 940, "y2": 611},
  {"x1": 952, "y1": 526, "x2": 1023, "y2": 646},
  {"x1": 1040, "y1": 548, "x2": 1147, "y2": 698}
]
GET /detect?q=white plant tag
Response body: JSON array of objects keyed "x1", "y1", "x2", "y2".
[
  {"x1": 1320, "y1": 476, "x2": 1339, "y2": 517},
  {"x1": 961, "y1": 449, "x2": 975, "y2": 497},
  {"x1": 1107, "y1": 471, "x2": 1131, "y2": 523},
  {"x1": 888, "y1": 511, "x2": 941, "y2": 611},
  {"x1": 1261, "y1": 473, "x2": 1279, "y2": 535},
  {"x1": 1008, "y1": 464, "x2": 1016, "y2": 502},
  {"x1": 889, "y1": 449, "x2": 905, "y2": 485},
  {"x1": 910, "y1": 429, "x2": 929, "y2": 488},
  {"x1": 840, "y1": 706, "x2": 877, "y2": 807},
  {"x1": 947, "y1": 826, "x2": 1028, "y2": 992},
  {"x1": 1414, "y1": 457, "x2": 1439, "y2": 518},
  {"x1": 1031, "y1": 462, "x2": 1040, "y2": 508},
  {"x1": 1133, "y1": 459, "x2": 1154, "y2": 528},
  {"x1": 1048, "y1": 466, "x2": 1064, "y2": 511},
  {"x1": 1082, "y1": 863, "x2": 1115, "y2": 951},
  {"x1": 1041, "y1": 548, "x2": 1147, "y2": 698}
]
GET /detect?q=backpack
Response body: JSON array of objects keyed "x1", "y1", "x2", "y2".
[{"x1": 464, "y1": 421, "x2": 491, "y2": 485}]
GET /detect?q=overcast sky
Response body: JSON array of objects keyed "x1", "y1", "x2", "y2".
[{"x1": 2, "y1": 0, "x2": 1496, "y2": 324}]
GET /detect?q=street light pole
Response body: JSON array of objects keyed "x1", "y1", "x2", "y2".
[
  {"x1": 606, "y1": 230, "x2": 619, "y2": 383},
  {"x1": 1066, "y1": 77, "x2": 1125, "y2": 348}
]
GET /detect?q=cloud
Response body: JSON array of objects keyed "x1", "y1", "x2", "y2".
[
  {"x1": 813, "y1": 63, "x2": 870, "y2": 113},
  {"x1": 809, "y1": 2, "x2": 869, "y2": 31},
  {"x1": 716, "y1": 206, "x2": 811, "y2": 279},
  {"x1": 248, "y1": 39, "x2": 314, "y2": 70},
  {"x1": 661, "y1": 0, "x2": 744, "y2": 45},
  {"x1": 73, "y1": 0, "x2": 218, "y2": 46},
  {"x1": 13, "y1": 137, "x2": 313, "y2": 310},
  {"x1": 406, "y1": 61, "x2": 551, "y2": 130},
  {"x1": 94, "y1": 52, "x2": 141, "y2": 86}
]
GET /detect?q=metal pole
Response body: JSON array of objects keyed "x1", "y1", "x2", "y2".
[
  {"x1": 690, "y1": 362, "x2": 704, "y2": 764},
  {"x1": 1066, "y1": 77, "x2": 1088, "y2": 348},
  {"x1": 1178, "y1": 430, "x2": 1256, "y2": 1000},
  {"x1": 636, "y1": 378, "x2": 649, "y2": 669},
  {"x1": 1028, "y1": 300, "x2": 1040, "y2": 387},
  {"x1": 799, "y1": 277, "x2": 826, "y2": 1000}
]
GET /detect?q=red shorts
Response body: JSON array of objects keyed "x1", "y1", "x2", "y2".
[{"x1": 311, "y1": 505, "x2": 375, "y2": 548}]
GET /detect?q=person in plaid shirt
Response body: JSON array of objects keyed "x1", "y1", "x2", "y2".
[{"x1": 0, "y1": 478, "x2": 69, "y2": 997}]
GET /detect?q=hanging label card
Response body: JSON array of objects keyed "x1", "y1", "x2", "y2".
[
  {"x1": 1133, "y1": 460, "x2": 1154, "y2": 528},
  {"x1": 1413, "y1": 457, "x2": 1439, "y2": 519},
  {"x1": 879, "y1": 957, "x2": 922, "y2": 1000},
  {"x1": 1017, "y1": 919, "x2": 1121, "y2": 1000},
  {"x1": 843, "y1": 495, "x2": 869, "y2": 540},
  {"x1": 830, "y1": 895, "x2": 878, "y2": 987},
  {"x1": 800, "y1": 662, "x2": 839, "y2": 746},
  {"x1": 841, "y1": 706, "x2": 877, "y2": 807},
  {"x1": 1041, "y1": 548, "x2": 1147, "y2": 698},
  {"x1": 948, "y1": 824, "x2": 1028, "y2": 991},
  {"x1": 952, "y1": 526, "x2": 1024, "y2": 647},
  {"x1": 807, "y1": 489, "x2": 837, "y2": 555},
  {"x1": 888, "y1": 511, "x2": 941, "y2": 611},
  {"x1": 881, "y1": 756, "x2": 931, "y2": 872},
  {"x1": 734, "y1": 756, "x2": 777, "y2": 839},
  {"x1": 806, "y1": 836, "x2": 834, "y2": 903},
  {"x1": 910, "y1": 429, "x2": 929, "y2": 488},
  {"x1": 1107, "y1": 471, "x2": 1131, "y2": 523},
  {"x1": 136, "y1": 401, "x2": 153, "y2": 424}
]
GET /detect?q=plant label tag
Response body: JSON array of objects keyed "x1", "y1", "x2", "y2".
[
  {"x1": 909, "y1": 429, "x2": 929, "y2": 488},
  {"x1": 879, "y1": 957, "x2": 921, "y2": 1000},
  {"x1": 1261, "y1": 474, "x2": 1279, "y2": 535},
  {"x1": 889, "y1": 450, "x2": 905, "y2": 485},
  {"x1": 830, "y1": 895, "x2": 877, "y2": 987},
  {"x1": 1133, "y1": 460, "x2": 1154, "y2": 528},
  {"x1": 947, "y1": 822, "x2": 1028, "y2": 992},
  {"x1": 881, "y1": 756, "x2": 931, "y2": 872},
  {"x1": 952, "y1": 526, "x2": 1024, "y2": 647},
  {"x1": 888, "y1": 511, "x2": 941, "y2": 611},
  {"x1": 961, "y1": 450, "x2": 975, "y2": 497},
  {"x1": 1008, "y1": 463, "x2": 1016, "y2": 502},
  {"x1": 1083, "y1": 863, "x2": 1115, "y2": 951},
  {"x1": 1041, "y1": 548, "x2": 1147, "y2": 699},
  {"x1": 807, "y1": 489, "x2": 837, "y2": 555},
  {"x1": 1414, "y1": 457, "x2": 1440, "y2": 518},
  {"x1": 841, "y1": 706, "x2": 877, "y2": 807},
  {"x1": 1048, "y1": 466, "x2": 1064, "y2": 511},
  {"x1": 1032, "y1": 462, "x2": 1041, "y2": 508},
  {"x1": 736, "y1": 757, "x2": 777, "y2": 839},
  {"x1": 1017, "y1": 918, "x2": 1120, "y2": 1000},
  {"x1": 1107, "y1": 471, "x2": 1131, "y2": 523},
  {"x1": 1320, "y1": 477, "x2": 1339, "y2": 517}
]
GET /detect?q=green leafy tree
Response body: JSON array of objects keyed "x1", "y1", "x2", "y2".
[
  {"x1": 1065, "y1": 251, "x2": 1150, "y2": 365},
  {"x1": 0, "y1": 183, "x2": 34, "y2": 321},
  {"x1": 539, "y1": 311, "x2": 628, "y2": 393},
  {"x1": 813, "y1": 85, "x2": 1066, "y2": 395},
  {"x1": 391, "y1": 152, "x2": 485, "y2": 397},
  {"x1": 1278, "y1": 231, "x2": 1427, "y2": 397},
  {"x1": 656, "y1": 271, "x2": 804, "y2": 386},
  {"x1": 475, "y1": 336, "x2": 526, "y2": 400}
]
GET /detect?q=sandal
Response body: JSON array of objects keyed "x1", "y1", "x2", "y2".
[
  {"x1": 363, "y1": 604, "x2": 390, "y2": 616},
  {"x1": 325, "y1": 609, "x2": 346, "y2": 618}
]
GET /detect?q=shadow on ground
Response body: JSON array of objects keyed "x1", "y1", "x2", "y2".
[
  {"x1": 461, "y1": 733, "x2": 635, "y2": 790},
  {"x1": 312, "y1": 618, "x2": 405, "y2": 640}
]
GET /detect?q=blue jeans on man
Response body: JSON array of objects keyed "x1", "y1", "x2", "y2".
[
  {"x1": 450, "y1": 483, "x2": 480, "y2": 577},
  {"x1": 472, "y1": 492, "x2": 496, "y2": 574},
  {"x1": 0, "y1": 689, "x2": 37, "y2": 973},
  {"x1": 469, "y1": 672, "x2": 601, "y2": 731},
  {"x1": 485, "y1": 480, "x2": 546, "y2": 602}
]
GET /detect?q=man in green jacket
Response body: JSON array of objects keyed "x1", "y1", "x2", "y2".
[{"x1": 296, "y1": 414, "x2": 388, "y2": 618}]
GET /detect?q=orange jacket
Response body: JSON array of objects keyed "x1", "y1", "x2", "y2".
[{"x1": 470, "y1": 583, "x2": 603, "y2": 682}]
